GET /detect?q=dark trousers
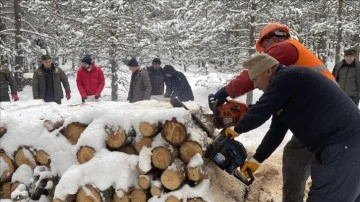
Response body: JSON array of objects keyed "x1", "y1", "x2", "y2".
[
  {"x1": 44, "y1": 98, "x2": 61, "y2": 104},
  {"x1": 349, "y1": 96, "x2": 359, "y2": 106},
  {"x1": 308, "y1": 133, "x2": 360, "y2": 202},
  {"x1": 282, "y1": 136, "x2": 313, "y2": 202}
]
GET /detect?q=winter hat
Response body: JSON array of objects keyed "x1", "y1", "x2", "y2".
[
  {"x1": 81, "y1": 55, "x2": 93, "y2": 65},
  {"x1": 344, "y1": 49, "x2": 357, "y2": 56},
  {"x1": 127, "y1": 58, "x2": 139, "y2": 67},
  {"x1": 243, "y1": 53, "x2": 279, "y2": 80},
  {"x1": 152, "y1": 58, "x2": 161, "y2": 65},
  {"x1": 163, "y1": 65, "x2": 176, "y2": 75}
]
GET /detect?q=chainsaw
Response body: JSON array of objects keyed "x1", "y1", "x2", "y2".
[
  {"x1": 170, "y1": 97, "x2": 254, "y2": 185},
  {"x1": 208, "y1": 94, "x2": 248, "y2": 129}
]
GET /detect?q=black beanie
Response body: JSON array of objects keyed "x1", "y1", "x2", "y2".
[
  {"x1": 127, "y1": 58, "x2": 139, "y2": 66},
  {"x1": 81, "y1": 55, "x2": 92, "y2": 65},
  {"x1": 152, "y1": 58, "x2": 161, "y2": 65},
  {"x1": 163, "y1": 65, "x2": 176, "y2": 75},
  {"x1": 344, "y1": 49, "x2": 357, "y2": 56}
]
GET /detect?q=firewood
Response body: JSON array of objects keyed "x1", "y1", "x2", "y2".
[
  {"x1": 77, "y1": 146, "x2": 95, "y2": 164},
  {"x1": 179, "y1": 141, "x2": 203, "y2": 163},
  {"x1": 119, "y1": 145, "x2": 138, "y2": 155},
  {"x1": 187, "y1": 197, "x2": 205, "y2": 202},
  {"x1": 0, "y1": 152, "x2": 15, "y2": 182},
  {"x1": 134, "y1": 136, "x2": 152, "y2": 153},
  {"x1": 105, "y1": 127, "x2": 127, "y2": 150},
  {"x1": 76, "y1": 185, "x2": 102, "y2": 202},
  {"x1": 151, "y1": 146, "x2": 173, "y2": 170},
  {"x1": 0, "y1": 126, "x2": 7, "y2": 137},
  {"x1": 14, "y1": 147, "x2": 36, "y2": 169},
  {"x1": 137, "y1": 175, "x2": 151, "y2": 190},
  {"x1": 11, "y1": 181, "x2": 20, "y2": 193},
  {"x1": 187, "y1": 166, "x2": 204, "y2": 182},
  {"x1": 52, "y1": 195, "x2": 76, "y2": 202},
  {"x1": 139, "y1": 121, "x2": 160, "y2": 137},
  {"x1": 1, "y1": 182, "x2": 11, "y2": 199},
  {"x1": 165, "y1": 195, "x2": 182, "y2": 202},
  {"x1": 150, "y1": 180, "x2": 163, "y2": 197},
  {"x1": 113, "y1": 189, "x2": 129, "y2": 202},
  {"x1": 136, "y1": 164, "x2": 147, "y2": 175},
  {"x1": 130, "y1": 188, "x2": 147, "y2": 202},
  {"x1": 160, "y1": 159, "x2": 185, "y2": 190},
  {"x1": 162, "y1": 118, "x2": 188, "y2": 147},
  {"x1": 43, "y1": 119, "x2": 64, "y2": 132},
  {"x1": 63, "y1": 122, "x2": 87, "y2": 145},
  {"x1": 35, "y1": 149, "x2": 50, "y2": 165}
]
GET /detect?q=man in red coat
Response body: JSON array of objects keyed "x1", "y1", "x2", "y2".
[{"x1": 76, "y1": 55, "x2": 105, "y2": 103}]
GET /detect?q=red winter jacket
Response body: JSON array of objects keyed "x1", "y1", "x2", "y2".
[{"x1": 76, "y1": 65, "x2": 105, "y2": 97}]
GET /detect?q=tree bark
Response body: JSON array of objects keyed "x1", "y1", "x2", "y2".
[{"x1": 14, "y1": 0, "x2": 24, "y2": 92}]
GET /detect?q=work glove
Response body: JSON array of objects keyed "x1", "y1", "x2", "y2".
[
  {"x1": 214, "y1": 87, "x2": 228, "y2": 100},
  {"x1": 224, "y1": 126, "x2": 239, "y2": 139},
  {"x1": 95, "y1": 94, "x2": 100, "y2": 99},
  {"x1": 240, "y1": 158, "x2": 260, "y2": 178},
  {"x1": 11, "y1": 94, "x2": 19, "y2": 101},
  {"x1": 66, "y1": 93, "x2": 71, "y2": 100}
]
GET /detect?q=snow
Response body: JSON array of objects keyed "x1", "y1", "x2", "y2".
[{"x1": 1, "y1": 63, "x2": 358, "y2": 201}]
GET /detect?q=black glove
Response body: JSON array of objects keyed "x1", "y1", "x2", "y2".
[
  {"x1": 95, "y1": 95, "x2": 100, "y2": 99},
  {"x1": 214, "y1": 87, "x2": 228, "y2": 100}
]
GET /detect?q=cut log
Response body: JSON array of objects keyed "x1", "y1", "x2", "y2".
[
  {"x1": 187, "y1": 166, "x2": 204, "y2": 182},
  {"x1": 162, "y1": 118, "x2": 188, "y2": 147},
  {"x1": 179, "y1": 141, "x2": 203, "y2": 163},
  {"x1": 105, "y1": 127, "x2": 127, "y2": 150},
  {"x1": 134, "y1": 137, "x2": 152, "y2": 153},
  {"x1": 137, "y1": 175, "x2": 151, "y2": 190},
  {"x1": 11, "y1": 181, "x2": 20, "y2": 193},
  {"x1": 1, "y1": 182, "x2": 11, "y2": 199},
  {"x1": 0, "y1": 152, "x2": 15, "y2": 182},
  {"x1": 0, "y1": 126, "x2": 7, "y2": 137},
  {"x1": 77, "y1": 146, "x2": 95, "y2": 164},
  {"x1": 119, "y1": 145, "x2": 138, "y2": 155},
  {"x1": 151, "y1": 146, "x2": 172, "y2": 170},
  {"x1": 187, "y1": 197, "x2": 205, "y2": 202},
  {"x1": 76, "y1": 185, "x2": 102, "y2": 202},
  {"x1": 150, "y1": 181, "x2": 163, "y2": 197},
  {"x1": 53, "y1": 195, "x2": 76, "y2": 202},
  {"x1": 165, "y1": 195, "x2": 182, "y2": 202},
  {"x1": 113, "y1": 189, "x2": 129, "y2": 202},
  {"x1": 35, "y1": 150, "x2": 50, "y2": 165},
  {"x1": 139, "y1": 121, "x2": 160, "y2": 137},
  {"x1": 14, "y1": 147, "x2": 36, "y2": 169},
  {"x1": 63, "y1": 122, "x2": 87, "y2": 145},
  {"x1": 136, "y1": 164, "x2": 147, "y2": 175},
  {"x1": 130, "y1": 188, "x2": 147, "y2": 202},
  {"x1": 160, "y1": 159, "x2": 185, "y2": 190},
  {"x1": 43, "y1": 119, "x2": 64, "y2": 132}
]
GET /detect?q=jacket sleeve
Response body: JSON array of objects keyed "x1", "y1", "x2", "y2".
[
  {"x1": 164, "y1": 79, "x2": 173, "y2": 98},
  {"x1": 266, "y1": 42, "x2": 298, "y2": 66},
  {"x1": 95, "y1": 68, "x2": 105, "y2": 95},
  {"x1": 225, "y1": 70, "x2": 255, "y2": 98},
  {"x1": 5, "y1": 68, "x2": 17, "y2": 94},
  {"x1": 32, "y1": 70, "x2": 39, "y2": 99},
  {"x1": 142, "y1": 71, "x2": 152, "y2": 100},
  {"x1": 59, "y1": 68, "x2": 71, "y2": 93},
  {"x1": 76, "y1": 69, "x2": 87, "y2": 97}
]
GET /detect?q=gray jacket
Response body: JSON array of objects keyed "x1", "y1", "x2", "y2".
[
  {"x1": 128, "y1": 68, "x2": 152, "y2": 103},
  {"x1": 332, "y1": 60, "x2": 360, "y2": 98}
]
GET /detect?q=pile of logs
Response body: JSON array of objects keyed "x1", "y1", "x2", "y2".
[{"x1": 0, "y1": 116, "x2": 211, "y2": 202}]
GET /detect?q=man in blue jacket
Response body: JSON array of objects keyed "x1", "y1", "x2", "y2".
[{"x1": 226, "y1": 53, "x2": 360, "y2": 202}]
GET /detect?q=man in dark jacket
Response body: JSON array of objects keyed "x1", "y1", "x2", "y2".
[
  {"x1": 76, "y1": 55, "x2": 105, "y2": 103},
  {"x1": 0, "y1": 65, "x2": 19, "y2": 102},
  {"x1": 163, "y1": 65, "x2": 194, "y2": 102},
  {"x1": 225, "y1": 53, "x2": 360, "y2": 202},
  {"x1": 32, "y1": 55, "x2": 71, "y2": 104},
  {"x1": 332, "y1": 48, "x2": 360, "y2": 105},
  {"x1": 147, "y1": 58, "x2": 164, "y2": 100},
  {"x1": 127, "y1": 58, "x2": 152, "y2": 103}
]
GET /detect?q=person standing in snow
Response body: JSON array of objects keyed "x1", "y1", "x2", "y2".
[
  {"x1": 226, "y1": 53, "x2": 360, "y2": 202},
  {"x1": 163, "y1": 65, "x2": 194, "y2": 102},
  {"x1": 332, "y1": 48, "x2": 360, "y2": 106},
  {"x1": 127, "y1": 58, "x2": 152, "y2": 103},
  {"x1": 76, "y1": 55, "x2": 105, "y2": 103},
  {"x1": 213, "y1": 22, "x2": 336, "y2": 202},
  {"x1": 146, "y1": 58, "x2": 164, "y2": 101},
  {"x1": 32, "y1": 55, "x2": 71, "y2": 104},
  {"x1": 0, "y1": 65, "x2": 19, "y2": 102}
]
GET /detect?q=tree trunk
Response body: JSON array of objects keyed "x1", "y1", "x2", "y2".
[
  {"x1": 14, "y1": 147, "x2": 36, "y2": 169},
  {"x1": 14, "y1": 0, "x2": 24, "y2": 92},
  {"x1": 161, "y1": 118, "x2": 188, "y2": 147},
  {"x1": 76, "y1": 185, "x2": 102, "y2": 202},
  {"x1": 63, "y1": 122, "x2": 87, "y2": 145},
  {"x1": 160, "y1": 159, "x2": 185, "y2": 190},
  {"x1": 139, "y1": 121, "x2": 160, "y2": 137},
  {"x1": 335, "y1": 0, "x2": 343, "y2": 64},
  {"x1": 35, "y1": 150, "x2": 50, "y2": 166},
  {"x1": 77, "y1": 146, "x2": 95, "y2": 164},
  {"x1": 151, "y1": 146, "x2": 173, "y2": 170},
  {"x1": 179, "y1": 141, "x2": 203, "y2": 163},
  {"x1": 105, "y1": 127, "x2": 127, "y2": 150}
]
